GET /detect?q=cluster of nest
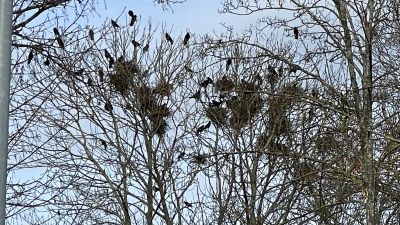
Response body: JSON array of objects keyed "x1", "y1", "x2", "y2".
[
  {"x1": 131, "y1": 83, "x2": 173, "y2": 136},
  {"x1": 208, "y1": 76, "x2": 265, "y2": 130},
  {"x1": 109, "y1": 60, "x2": 141, "y2": 94},
  {"x1": 228, "y1": 95, "x2": 264, "y2": 130}
]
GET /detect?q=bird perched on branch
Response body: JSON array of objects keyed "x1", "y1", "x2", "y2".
[
  {"x1": 88, "y1": 29, "x2": 94, "y2": 41},
  {"x1": 109, "y1": 57, "x2": 115, "y2": 68},
  {"x1": 189, "y1": 90, "x2": 201, "y2": 99},
  {"x1": 53, "y1": 27, "x2": 60, "y2": 36},
  {"x1": 183, "y1": 201, "x2": 193, "y2": 207},
  {"x1": 130, "y1": 15, "x2": 137, "y2": 26},
  {"x1": 200, "y1": 77, "x2": 213, "y2": 88},
  {"x1": 104, "y1": 49, "x2": 111, "y2": 59},
  {"x1": 132, "y1": 40, "x2": 141, "y2": 47},
  {"x1": 56, "y1": 37, "x2": 65, "y2": 49},
  {"x1": 226, "y1": 58, "x2": 232, "y2": 71},
  {"x1": 294, "y1": 27, "x2": 299, "y2": 39},
  {"x1": 165, "y1": 33, "x2": 174, "y2": 45},
  {"x1": 27, "y1": 50, "x2": 34, "y2": 64},
  {"x1": 177, "y1": 152, "x2": 186, "y2": 160},
  {"x1": 104, "y1": 100, "x2": 113, "y2": 111},
  {"x1": 111, "y1": 20, "x2": 120, "y2": 29},
  {"x1": 143, "y1": 44, "x2": 149, "y2": 52},
  {"x1": 183, "y1": 32, "x2": 190, "y2": 46}
]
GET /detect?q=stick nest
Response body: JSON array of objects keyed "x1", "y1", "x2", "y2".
[
  {"x1": 214, "y1": 76, "x2": 235, "y2": 92},
  {"x1": 205, "y1": 106, "x2": 228, "y2": 125}
]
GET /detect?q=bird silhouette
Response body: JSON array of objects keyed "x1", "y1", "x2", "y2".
[
  {"x1": 184, "y1": 65, "x2": 193, "y2": 72},
  {"x1": 132, "y1": 40, "x2": 141, "y2": 47},
  {"x1": 98, "y1": 68, "x2": 104, "y2": 82},
  {"x1": 211, "y1": 100, "x2": 223, "y2": 107},
  {"x1": 104, "y1": 101, "x2": 113, "y2": 111},
  {"x1": 143, "y1": 44, "x2": 149, "y2": 52},
  {"x1": 109, "y1": 57, "x2": 115, "y2": 68},
  {"x1": 87, "y1": 78, "x2": 93, "y2": 86},
  {"x1": 204, "y1": 121, "x2": 211, "y2": 129},
  {"x1": 183, "y1": 201, "x2": 193, "y2": 207},
  {"x1": 177, "y1": 152, "x2": 186, "y2": 160},
  {"x1": 226, "y1": 58, "x2": 232, "y2": 71},
  {"x1": 27, "y1": 50, "x2": 34, "y2": 64},
  {"x1": 74, "y1": 69, "x2": 84, "y2": 76},
  {"x1": 56, "y1": 37, "x2": 64, "y2": 49},
  {"x1": 130, "y1": 15, "x2": 137, "y2": 26},
  {"x1": 294, "y1": 27, "x2": 299, "y2": 39},
  {"x1": 189, "y1": 90, "x2": 201, "y2": 99},
  {"x1": 53, "y1": 27, "x2": 60, "y2": 36},
  {"x1": 100, "y1": 139, "x2": 107, "y2": 149},
  {"x1": 88, "y1": 29, "x2": 94, "y2": 41},
  {"x1": 200, "y1": 77, "x2": 213, "y2": 88},
  {"x1": 128, "y1": 10, "x2": 134, "y2": 17},
  {"x1": 111, "y1": 20, "x2": 120, "y2": 29},
  {"x1": 44, "y1": 58, "x2": 50, "y2": 66},
  {"x1": 104, "y1": 49, "x2": 111, "y2": 59},
  {"x1": 183, "y1": 32, "x2": 190, "y2": 45},
  {"x1": 165, "y1": 33, "x2": 174, "y2": 45}
]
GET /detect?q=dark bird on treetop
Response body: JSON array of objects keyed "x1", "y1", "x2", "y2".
[
  {"x1": 294, "y1": 27, "x2": 299, "y2": 39},
  {"x1": 184, "y1": 65, "x2": 193, "y2": 72},
  {"x1": 204, "y1": 121, "x2": 211, "y2": 129},
  {"x1": 117, "y1": 56, "x2": 124, "y2": 63},
  {"x1": 132, "y1": 40, "x2": 141, "y2": 47},
  {"x1": 165, "y1": 33, "x2": 174, "y2": 45},
  {"x1": 130, "y1": 15, "x2": 137, "y2": 26},
  {"x1": 128, "y1": 10, "x2": 134, "y2": 17},
  {"x1": 200, "y1": 77, "x2": 213, "y2": 88},
  {"x1": 53, "y1": 27, "x2": 60, "y2": 36},
  {"x1": 88, "y1": 29, "x2": 94, "y2": 41},
  {"x1": 104, "y1": 100, "x2": 113, "y2": 112},
  {"x1": 87, "y1": 78, "x2": 93, "y2": 86},
  {"x1": 183, "y1": 32, "x2": 190, "y2": 46},
  {"x1": 226, "y1": 58, "x2": 232, "y2": 71},
  {"x1": 74, "y1": 69, "x2": 84, "y2": 76},
  {"x1": 183, "y1": 201, "x2": 193, "y2": 207},
  {"x1": 56, "y1": 37, "x2": 65, "y2": 49},
  {"x1": 189, "y1": 90, "x2": 201, "y2": 99},
  {"x1": 104, "y1": 49, "x2": 111, "y2": 59},
  {"x1": 143, "y1": 44, "x2": 149, "y2": 52},
  {"x1": 111, "y1": 20, "x2": 120, "y2": 28},
  {"x1": 100, "y1": 139, "x2": 107, "y2": 149},
  {"x1": 44, "y1": 58, "x2": 50, "y2": 66},
  {"x1": 27, "y1": 50, "x2": 34, "y2": 64},
  {"x1": 98, "y1": 68, "x2": 104, "y2": 82},
  {"x1": 177, "y1": 152, "x2": 185, "y2": 160},
  {"x1": 211, "y1": 100, "x2": 223, "y2": 107},
  {"x1": 109, "y1": 57, "x2": 115, "y2": 68}
]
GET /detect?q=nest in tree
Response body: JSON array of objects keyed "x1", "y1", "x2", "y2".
[
  {"x1": 153, "y1": 80, "x2": 173, "y2": 97},
  {"x1": 205, "y1": 106, "x2": 227, "y2": 125},
  {"x1": 270, "y1": 116, "x2": 290, "y2": 135},
  {"x1": 115, "y1": 59, "x2": 141, "y2": 76},
  {"x1": 134, "y1": 85, "x2": 156, "y2": 111},
  {"x1": 293, "y1": 161, "x2": 317, "y2": 183},
  {"x1": 267, "y1": 96, "x2": 292, "y2": 118},
  {"x1": 236, "y1": 80, "x2": 260, "y2": 95},
  {"x1": 282, "y1": 82, "x2": 303, "y2": 96},
  {"x1": 149, "y1": 103, "x2": 171, "y2": 120},
  {"x1": 255, "y1": 134, "x2": 270, "y2": 151},
  {"x1": 315, "y1": 134, "x2": 339, "y2": 151},
  {"x1": 109, "y1": 72, "x2": 133, "y2": 94},
  {"x1": 214, "y1": 76, "x2": 235, "y2": 92},
  {"x1": 229, "y1": 96, "x2": 264, "y2": 129},
  {"x1": 150, "y1": 117, "x2": 168, "y2": 136},
  {"x1": 192, "y1": 154, "x2": 207, "y2": 164},
  {"x1": 269, "y1": 142, "x2": 289, "y2": 154}
]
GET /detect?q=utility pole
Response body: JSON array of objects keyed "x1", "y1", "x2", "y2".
[{"x1": 0, "y1": 0, "x2": 13, "y2": 224}]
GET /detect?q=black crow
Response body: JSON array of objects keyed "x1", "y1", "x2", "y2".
[
  {"x1": 183, "y1": 32, "x2": 190, "y2": 45},
  {"x1": 165, "y1": 33, "x2": 174, "y2": 45}
]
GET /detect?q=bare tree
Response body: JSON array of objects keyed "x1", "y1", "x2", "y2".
[
  {"x1": 188, "y1": 0, "x2": 400, "y2": 224},
  {"x1": 11, "y1": 0, "x2": 400, "y2": 225}
]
